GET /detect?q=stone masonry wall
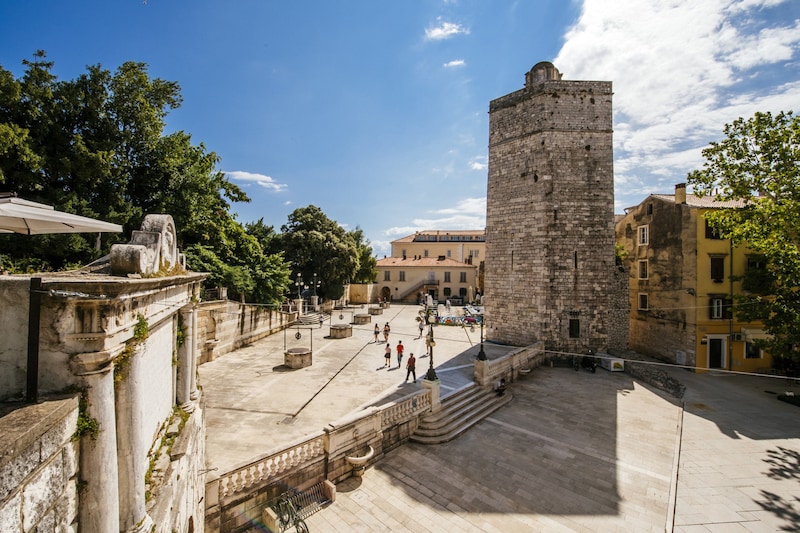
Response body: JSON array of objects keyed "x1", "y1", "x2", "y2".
[
  {"x1": 0, "y1": 396, "x2": 79, "y2": 532},
  {"x1": 484, "y1": 67, "x2": 616, "y2": 354},
  {"x1": 197, "y1": 300, "x2": 293, "y2": 364}
]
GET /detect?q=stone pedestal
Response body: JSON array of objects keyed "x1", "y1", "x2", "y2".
[
  {"x1": 284, "y1": 347, "x2": 312, "y2": 369},
  {"x1": 421, "y1": 378, "x2": 442, "y2": 413},
  {"x1": 353, "y1": 314, "x2": 371, "y2": 325},
  {"x1": 368, "y1": 307, "x2": 383, "y2": 315},
  {"x1": 329, "y1": 324, "x2": 353, "y2": 338}
]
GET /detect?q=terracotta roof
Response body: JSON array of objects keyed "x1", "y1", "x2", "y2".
[
  {"x1": 376, "y1": 257, "x2": 476, "y2": 267},
  {"x1": 648, "y1": 194, "x2": 748, "y2": 209}
]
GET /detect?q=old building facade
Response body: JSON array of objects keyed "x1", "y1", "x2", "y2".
[
  {"x1": 375, "y1": 255, "x2": 479, "y2": 304},
  {"x1": 390, "y1": 230, "x2": 485, "y2": 266},
  {"x1": 484, "y1": 62, "x2": 621, "y2": 353},
  {"x1": 616, "y1": 183, "x2": 770, "y2": 372}
]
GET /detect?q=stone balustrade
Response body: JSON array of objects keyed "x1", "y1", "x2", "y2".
[
  {"x1": 381, "y1": 390, "x2": 432, "y2": 429},
  {"x1": 205, "y1": 388, "x2": 433, "y2": 532},
  {"x1": 216, "y1": 434, "x2": 327, "y2": 500},
  {"x1": 473, "y1": 341, "x2": 546, "y2": 386}
]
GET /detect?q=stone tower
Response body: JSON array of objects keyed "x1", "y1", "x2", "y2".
[{"x1": 483, "y1": 62, "x2": 616, "y2": 353}]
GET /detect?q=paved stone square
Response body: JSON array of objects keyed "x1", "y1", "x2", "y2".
[{"x1": 200, "y1": 303, "x2": 800, "y2": 531}]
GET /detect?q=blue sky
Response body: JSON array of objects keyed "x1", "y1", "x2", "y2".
[{"x1": 1, "y1": 1, "x2": 798, "y2": 257}]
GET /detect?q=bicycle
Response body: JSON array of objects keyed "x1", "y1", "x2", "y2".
[{"x1": 274, "y1": 492, "x2": 309, "y2": 533}]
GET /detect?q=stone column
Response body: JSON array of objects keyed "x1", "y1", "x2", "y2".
[
  {"x1": 178, "y1": 305, "x2": 199, "y2": 406},
  {"x1": 71, "y1": 350, "x2": 121, "y2": 533},
  {"x1": 114, "y1": 343, "x2": 155, "y2": 533}
]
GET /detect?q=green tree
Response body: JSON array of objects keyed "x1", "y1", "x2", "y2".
[
  {"x1": 0, "y1": 51, "x2": 291, "y2": 302},
  {"x1": 687, "y1": 110, "x2": 800, "y2": 365},
  {"x1": 279, "y1": 205, "x2": 358, "y2": 300},
  {"x1": 349, "y1": 227, "x2": 377, "y2": 283}
]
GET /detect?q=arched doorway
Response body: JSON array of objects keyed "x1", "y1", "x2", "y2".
[{"x1": 380, "y1": 286, "x2": 391, "y2": 302}]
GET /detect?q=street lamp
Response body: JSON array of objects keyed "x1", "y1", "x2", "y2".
[
  {"x1": 295, "y1": 273, "x2": 303, "y2": 298},
  {"x1": 425, "y1": 324, "x2": 438, "y2": 381},
  {"x1": 476, "y1": 312, "x2": 487, "y2": 361},
  {"x1": 312, "y1": 273, "x2": 319, "y2": 297}
]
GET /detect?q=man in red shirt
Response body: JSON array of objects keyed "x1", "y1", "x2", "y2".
[
  {"x1": 396, "y1": 340, "x2": 404, "y2": 368},
  {"x1": 405, "y1": 353, "x2": 416, "y2": 383}
]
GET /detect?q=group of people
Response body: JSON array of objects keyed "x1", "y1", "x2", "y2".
[
  {"x1": 376, "y1": 321, "x2": 416, "y2": 382},
  {"x1": 373, "y1": 322, "x2": 391, "y2": 343}
]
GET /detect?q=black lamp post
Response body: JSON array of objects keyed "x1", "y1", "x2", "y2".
[
  {"x1": 312, "y1": 273, "x2": 319, "y2": 297},
  {"x1": 476, "y1": 312, "x2": 487, "y2": 361},
  {"x1": 425, "y1": 323, "x2": 438, "y2": 381},
  {"x1": 295, "y1": 273, "x2": 303, "y2": 298}
]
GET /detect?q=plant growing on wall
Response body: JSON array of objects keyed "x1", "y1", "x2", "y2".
[
  {"x1": 73, "y1": 390, "x2": 99, "y2": 441},
  {"x1": 114, "y1": 313, "x2": 149, "y2": 383}
]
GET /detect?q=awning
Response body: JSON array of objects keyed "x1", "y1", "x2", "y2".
[{"x1": 0, "y1": 195, "x2": 122, "y2": 235}]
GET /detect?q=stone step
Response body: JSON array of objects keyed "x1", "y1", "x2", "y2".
[
  {"x1": 296, "y1": 312, "x2": 327, "y2": 325},
  {"x1": 410, "y1": 385, "x2": 512, "y2": 445},
  {"x1": 415, "y1": 387, "x2": 510, "y2": 434},
  {"x1": 417, "y1": 384, "x2": 487, "y2": 426}
]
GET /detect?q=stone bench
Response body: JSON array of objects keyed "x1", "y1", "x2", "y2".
[
  {"x1": 329, "y1": 324, "x2": 352, "y2": 338},
  {"x1": 284, "y1": 347, "x2": 312, "y2": 369}
]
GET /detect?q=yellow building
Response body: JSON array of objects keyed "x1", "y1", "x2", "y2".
[
  {"x1": 615, "y1": 183, "x2": 770, "y2": 373},
  {"x1": 390, "y1": 230, "x2": 485, "y2": 265},
  {"x1": 375, "y1": 256, "x2": 479, "y2": 305}
]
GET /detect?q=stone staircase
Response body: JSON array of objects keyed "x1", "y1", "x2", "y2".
[
  {"x1": 410, "y1": 384, "x2": 512, "y2": 445},
  {"x1": 296, "y1": 312, "x2": 327, "y2": 326}
]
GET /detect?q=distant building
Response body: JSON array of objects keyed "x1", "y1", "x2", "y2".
[
  {"x1": 390, "y1": 230, "x2": 485, "y2": 265},
  {"x1": 375, "y1": 255, "x2": 479, "y2": 304},
  {"x1": 615, "y1": 183, "x2": 770, "y2": 372},
  {"x1": 484, "y1": 62, "x2": 625, "y2": 352}
]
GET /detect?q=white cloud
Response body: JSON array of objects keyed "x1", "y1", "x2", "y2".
[
  {"x1": 469, "y1": 156, "x2": 487, "y2": 171},
  {"x1": 444, "y1": 59, "x2": 466, "y2": 68},
  {"x1": 383, "y1": 198, "x2": 486, "y2": 241},
  {"x1": 554, "y1": 0, "x2": 800, "y2": 210},
  {"x1": 224, "y1": 170, "x2": 288, "y2": 192},
  {"x1": 425, "y1": 21, "x2": 469, "y2": 41}
]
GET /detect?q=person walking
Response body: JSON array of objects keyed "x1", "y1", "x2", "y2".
[
  {"x1": 384, "y1": 343, "x2": 392, "y2": 368},
  {"x1": 374, "y1": 324, "x2": 380, "y2": 343},
  {"x1": 383, "y1": 322, "x2": 390, "y2": 342},
  {"x1": 396, "y1": 340, "x2": 404, "y2": 368},
  {"x1": 405, "y1": 353, "x2": 416, "y2": 383},
  {"x1": 417, "y1": 320, "x2": 424, "y2": 339}
]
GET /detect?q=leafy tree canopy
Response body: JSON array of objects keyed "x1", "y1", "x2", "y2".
[
  {"x1": 279, "y1": 205, "x2": 364, "y2": 301},
  {"x1": 349, "y1": 226, "x2": 378, "y2": 284},
  {"x1": 0, "y1": 51, "x2": 290, "y2": 303},
  {"x1": 687, "y1": 110, "x2": 800, "y2": 362}
]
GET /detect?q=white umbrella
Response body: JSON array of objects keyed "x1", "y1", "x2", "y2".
[{"x1": 0, "y1": 195, "x2": 122, "y2": 235}]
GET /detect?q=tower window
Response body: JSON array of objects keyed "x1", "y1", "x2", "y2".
[{"x1": 569, "y1": 319, "x2": 580, "y2": 338}]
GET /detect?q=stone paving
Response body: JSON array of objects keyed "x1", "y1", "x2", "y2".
[{"x1": 200, "y1": 303, "x2": 800, "y2": 531}]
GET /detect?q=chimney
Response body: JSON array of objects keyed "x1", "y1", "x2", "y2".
[{"x1": 675, "y1": 183, "x2": 687, "y2": 205}]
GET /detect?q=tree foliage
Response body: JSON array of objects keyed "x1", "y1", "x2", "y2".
[
  {"x1": 279, "y1": 205, "x2": 364, "y2": 301},
  {"x1": 0, "y1": 51, "x2": 290, "y2": 302},
  {"x1": 349, "y1": 227, "x2": 378, "y2": 284},
  {"x1": 687, "y1": 110, "x2": 800, "y2": 363}
]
